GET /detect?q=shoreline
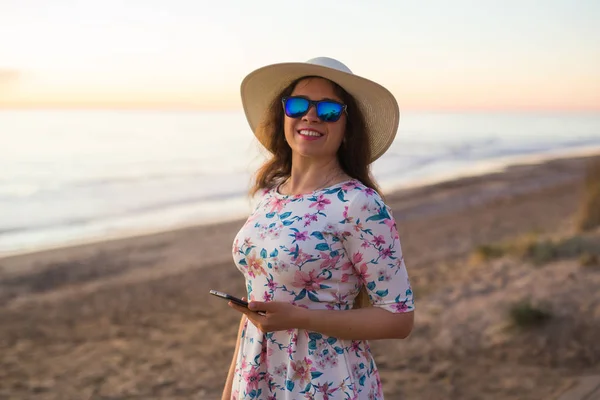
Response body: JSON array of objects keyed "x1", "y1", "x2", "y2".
[{"x1": 2, "y1": 145, "x2": 600, "y2": 261}]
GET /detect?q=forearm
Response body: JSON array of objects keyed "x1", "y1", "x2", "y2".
[{"x1": 297, "y1": 307, "x2": 413, "y2": 341}]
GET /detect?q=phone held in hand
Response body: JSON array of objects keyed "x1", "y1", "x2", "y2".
[{"x1": 209, "y1": 290, "x2": 249, "y2": 308}]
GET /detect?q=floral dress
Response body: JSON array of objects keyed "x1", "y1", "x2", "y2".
[{"x1": 230, "y1": 179, "x2": 414, "y2": 400}]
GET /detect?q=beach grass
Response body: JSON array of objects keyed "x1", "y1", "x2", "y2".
[
  {"x1": 470, "y1": 233, "x2": 600, "y2": 266},
  {"x1": 509, "y1": 299, "x2": 553, "y2": 328},
  {"x1": 576, "y1": 158, "x2": 600, "y2": 232}
]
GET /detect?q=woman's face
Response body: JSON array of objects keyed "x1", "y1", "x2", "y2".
[{"x1": 283, "y1": 77, "x2": 346, "y2": 163}]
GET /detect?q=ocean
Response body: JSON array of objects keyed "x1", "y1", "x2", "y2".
[{"x1": 2, "y1": 109, "x2": 600, "y2": 256}]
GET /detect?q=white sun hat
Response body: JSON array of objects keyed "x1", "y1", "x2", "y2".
[{"x1": 240, "y1": 57, "x2": 400, "y2": 163}]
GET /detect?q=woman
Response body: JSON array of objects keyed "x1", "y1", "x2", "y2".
[{"x1": 223, "y1": 57, "x2": 415, "y2": 400}]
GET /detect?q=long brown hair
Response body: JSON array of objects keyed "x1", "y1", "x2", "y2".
[
  {"x1": 250, "y1": 76, "x2": 377, "y2": 308},
  {"x1": 250, "y1": 76, "x2": 381, "y2": 197}
]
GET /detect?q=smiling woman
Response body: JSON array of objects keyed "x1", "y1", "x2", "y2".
[{"x1": 220, "y1": 57, "x2": 415, "y2": 400}]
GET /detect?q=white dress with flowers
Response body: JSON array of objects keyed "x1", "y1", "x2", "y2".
[{"x1": 230, "y1": 179, "x2": 414, "y2": 400}]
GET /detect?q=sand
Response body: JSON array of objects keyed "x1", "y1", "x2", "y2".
[{"x1": 1, "y1": 153, "x2": 600, "y2": 399}]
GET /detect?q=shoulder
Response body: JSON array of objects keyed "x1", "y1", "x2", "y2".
[
  {"x1": 339, "y1": 180, "x2": 387, "y2": 209},
  {"x1": 249, "y1": 186, "x2": 274, "y2": 209}
]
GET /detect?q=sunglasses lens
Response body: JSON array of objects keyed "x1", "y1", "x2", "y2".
[
  {"x1": 284, "y1": 97, "x2": 310, "y2": 118},
  {"x1": 317, "y1": 101, "x2": 344, "y2": 122}
]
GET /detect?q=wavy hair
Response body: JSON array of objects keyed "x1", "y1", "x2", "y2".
[{"x1": 250, "y1": 76, "x2": 381, "y2": 197}]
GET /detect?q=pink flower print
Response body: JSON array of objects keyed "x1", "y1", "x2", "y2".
[
  {"x1": 316, "y1": 381, "x2": 339, "y2": 400},
  {"x1": 297, "y1": 248, "x2": 313, "y2": 264},
  {"x1": 340, "y1": 260, "x2": 353, "y2": 271},
  {"x1": 309, "y1": 194, "x2": 331, "y2": 211},
  {"x1": 341, "y1": 206, "x2": 354, "y2": 223},
  {"x1": 379, "y1": 247, "x2": 394, "y2": 259},
  {"x1": 373, "y1": 235, "x2": 385, "y2": 246},
  {"x1": 290, "y1": 357, "x2": 314, "y2": 387},
  {"x1": 273, "y1": 260, "x2": 290, "y2": 273},
  {"x1": 243, "y1": 237, "x2": 253, "y2": 248},
  {"x1": 262, "y1": 291, "x2": 272, "y2": 301},
  {"x1": 319, "y1": 251, "x2": 341, "y2": 269},
  {"x1": 242, "y1": 365, "x2": 261, "y2": 391},
  {"x1": 246, "y1": 252, "x2": 266, "y2": 278},
  {"x1": 344, "y1": 251, "x2": 363, "y2": 270},
  {"x1": 352, "y1": 364, "x2": 363, "y2": 380},
  {"x1": 259, "y1": 341, "x2": 273, "y2": 364},
  {"x1": 378, "y1": 269, "x2": 391, "y2": 282},
  {"x1": 341, "y1": 180, "x2": 358, "y2": 191},
  {"x1": 293, "y1": 230, "x2": 309, "y2": 241},
  {"x1": 293, "y1": 270, "x2": 325, "y2": 292},
  {"x1": 329, "y1": 355, "x2": 339, "y2": 367},
  {"x1": 364, "y1": 187, "x2": 376, "y2": 196},
  {"x1": 267, "y1": 279, "x2": 277, "y2": 291},
  {"x1": 355, "y1": 263, "x2": 371, "y2": 284},
  {"x1": 273, "y1": 363, "x2": 286, "y2": 376},
  {"x1": 392, "y1": 301, "x2": 409, "y2": 312},
  {"x1": 268, "y1": 197, "x2": 289, "y2": 213},
  {"x1": 350, "y1": 341, "x2": 362, "y2": 353},
  {"x1": 325, "y1": 223, "x2": 336, "y2": 231},
  {"x1": 384, "y1": 218, "x2": 399, "y2": 238},
  {"x1": 354, "y1": 220, "x2": 364, "y2": 232},
  {"x1": 303, "y1": 213, "x2": 318, "y2": 227},
  {"x1": 361, "y1": 239, "x2": 370, "y2": 249}
]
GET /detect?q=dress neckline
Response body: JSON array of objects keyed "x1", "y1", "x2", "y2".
[{"x1": 273, "y1": 178, "x2": 357, "y2": 199}]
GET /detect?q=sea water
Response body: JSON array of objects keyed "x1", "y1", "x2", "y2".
[{"x1": 1, "y1": 109, "x2": 599, "y2": 255}]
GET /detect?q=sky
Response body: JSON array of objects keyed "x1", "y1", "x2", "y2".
[{"x1": 1, "y1": 0, "x2": 599, "y2": 111}]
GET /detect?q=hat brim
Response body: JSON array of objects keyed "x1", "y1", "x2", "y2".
[{"x1": 240, "y1": 62, "x2": 400, "y2": 163}]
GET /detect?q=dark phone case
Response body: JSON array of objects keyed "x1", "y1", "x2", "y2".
[{"x1": 209, "y1": 290, "x2": 248, "y2": 307}]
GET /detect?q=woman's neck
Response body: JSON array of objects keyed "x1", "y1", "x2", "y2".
[{"x1": 280, "y1": 158, "x2": 348, "y2": 195}]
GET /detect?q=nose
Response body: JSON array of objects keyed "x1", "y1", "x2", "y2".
[{"x1": 302, "y1": 104, "x2": 320, "y2": 123}]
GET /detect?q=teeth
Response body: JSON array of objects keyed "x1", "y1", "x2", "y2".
[{"x1": 299, "y1": 130, "x2": 323, "y2": 137}]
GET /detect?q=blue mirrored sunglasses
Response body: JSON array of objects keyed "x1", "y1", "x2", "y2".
[{"x1": 282, "y1": 96, "x2": 347, "y2": 122}]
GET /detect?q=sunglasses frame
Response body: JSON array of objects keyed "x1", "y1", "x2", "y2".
[{"x1": 281, "y1": 96, "x2": 348, "y2": 122}]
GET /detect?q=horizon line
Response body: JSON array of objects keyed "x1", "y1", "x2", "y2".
[{"x1": 1, "y1": 104, "x2": 599, "y2": 114}]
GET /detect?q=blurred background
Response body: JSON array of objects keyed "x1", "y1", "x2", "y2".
[
  {"x1": 1, "y1": 1, "x2": 600, "y2": 399},
  {"x1": 2, "y1": 0, "x2": 599, "y2": 256}
]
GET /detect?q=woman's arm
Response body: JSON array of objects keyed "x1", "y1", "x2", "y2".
[
  {"x1": 298, "y1": 306, "x2": 413, "y2": 340},
  {"x1": 236, "y1": 301, "x2": 413, "y2": 340},
  {"x1": 221, "y1": 315, "x2": 246, "y2": 400}
]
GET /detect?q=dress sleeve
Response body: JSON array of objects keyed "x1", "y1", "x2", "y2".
[{"x1": 340, "y1": 190, "x2": 414, "y2": 313}]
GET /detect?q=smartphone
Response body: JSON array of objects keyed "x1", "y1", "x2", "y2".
[{"x1": 209, "y1": 290, "x2": 249, "y2": 308}]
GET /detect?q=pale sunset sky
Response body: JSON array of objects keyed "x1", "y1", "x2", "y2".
[{"x1": 0, "y1": 0, "x2": 599, "y2": 111}]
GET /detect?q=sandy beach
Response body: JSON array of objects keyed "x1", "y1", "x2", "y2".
[{"x1": 1, "y1": 152, "x2": 600, "y2": 400}]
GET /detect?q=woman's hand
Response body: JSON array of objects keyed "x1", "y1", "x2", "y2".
[{"x1": 228, "y1": 299, "x2": 307, "y2": 333}]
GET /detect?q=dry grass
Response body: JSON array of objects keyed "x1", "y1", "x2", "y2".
[
  {"x1": 509, "y1": 299, "x2": 553, "y2": 328},
  {"x1": 470, "y1": 233, "x2": 600, "y2": 266},
  {"x1": 576, "y1": 158, "x2": 600, "y2": 232},
  {"x1": 579, "y1": 253, "x2": 600, "y2": 267}
]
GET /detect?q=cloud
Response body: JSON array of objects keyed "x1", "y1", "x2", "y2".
[
  {"x1": 0, "y1": 69, "x2": 24, "y2": 103},
  {"x1": 0, "y1": 68, "x2": 22, "y2": 89}
]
